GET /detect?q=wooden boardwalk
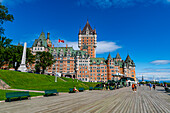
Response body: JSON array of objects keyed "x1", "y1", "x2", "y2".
[{"x1": 0, "y1": 86, "x2": 169, "y2": 113}]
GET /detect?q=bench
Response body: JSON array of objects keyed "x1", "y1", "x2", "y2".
[
  {"x1": 44, "y1": 89, "x2": 59, "y2": 96},
  {"x1": 165, "y1": 87, "x2": 170, "y2": 92},
  {"x1": 109, "y1": 86, "x2": 115, "y2": 90},
  {"x1": 89, "y1": 87, "x2": 93, "y2": 90},
  {"x1": 94, "y1": 87, "x2": 103, "y2": 90},
  {"x1": 69, "y1": 88, "x2": 76, "y2": 93},
  {"x1": 6, "y1": 91, "x2": 30, "y2": 102},
  {"x1": 79, "y1": 88, "x2": 84, "y2": 92}
]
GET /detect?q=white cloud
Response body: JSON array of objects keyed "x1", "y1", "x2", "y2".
[
  {"x1": 77, "y1": 0, "x2": 170, "y2": 8},
  {"x1": 136, "y1": 72, "x2": 170, "y2": 81},
  {"x1": 150, "y1": 60, "x2": 170, "y2": 65},
  {"x1": 96, "y1": 41, "x2": 121, "y2": 54},
  {"x1": 51, "y1": 40, "x2": 121, "y2": 54}
]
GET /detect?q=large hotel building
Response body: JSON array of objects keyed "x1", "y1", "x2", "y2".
[{"x1": 30, "y1": 20, "x2": 136, "y2": 82}]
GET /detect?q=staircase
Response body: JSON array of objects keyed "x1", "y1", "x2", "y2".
[
  {"x1": 0, "y1": 79, "x2": 10, "y2": 89},
  {"x1": 59, "y1": 77, "x2": 67, "y2": 82}
]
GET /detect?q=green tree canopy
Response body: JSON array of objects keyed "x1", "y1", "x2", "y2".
[
  {"x1": 0, "y1": 3, "x2": 14, "y2": 35},
  {"x1": 36, "y1": 51, "x2": 55, "y2": 74}
]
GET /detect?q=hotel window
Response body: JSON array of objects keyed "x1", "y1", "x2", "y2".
[
  {"x1": 91, "y1": 74, "x2": 92, "y2": 76},
  {"x1": 91, "y1": 37, "x2": 92, "y2": 39},
  {"x1": 132, "y1": 75, "x2": 134, "y2": 77},
  {"x1": 80, "y1": 71, "x2": 81, "y2": 73},
  {"x1": 67, "y1": 71, "x2": 69, "y2": 73},
  {"x1": 83, "y1": 37, "x2": 84, "y2": 39},
  {"x1": 67, "y1": 68, "x2": 70, "y2": 70},
  {"x1": 85, "y1": 78, "x2": 87, "y2": 81},
  {"x1": 60, "y1": 61, "x2": 63, "y2": 63},
  {"x1": 87, "y1": 43, "x2": 88, "y2": 45},
  {"x1": 67, "y1": 61, "x2": 70, "y2": 63},
  {"x1": 80, "y1": 67, "x2": 81, "y2": 69},
  {"x1": 91, "y1": 40, "x2": 92, "y2": 42},
  {"x1": 91, "y1": 49, "x2": 92, "y2": 51},
  {"x1": 102, "y1": 70, "x2": 104, "y2": 72},
  {"x1": 87, "y1": 40, "x2": 88, "y2": 42},
  {"x1": 85, "y1": 67, "x2": 87, "y2": 69},
  {"x1": 83, "y1": 40, "x2": 84, "y2": 42},
  {"x1": 111, "y1": 70, "x2": 114, "y2": 72},
  {"x1": 85, "y1": 71, "x2": 87, "y2": 73},
  {"x1": 83, "y1": 71, "x2": 84, "y2": 73},
  {"x1": 91, "y1": 70, "x2": 92, "y2": 72},
  {"x1": 87, "y1": 37, "x2": 88, "y2": 39},
  {"x1": 82, "y1": 75, "x2": 84, "y2": 77},
  {"x1": 38, "y1": 48, "x2": 39, "y2": 50}
]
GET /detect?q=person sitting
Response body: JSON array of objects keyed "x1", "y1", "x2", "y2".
[{"x1": 73, "y1": 86, "x2": 79, "y2": 92}]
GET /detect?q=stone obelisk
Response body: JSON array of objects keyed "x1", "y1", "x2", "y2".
[{"x1": 18, "y1": 42, "x2": 27, "y2": 72}]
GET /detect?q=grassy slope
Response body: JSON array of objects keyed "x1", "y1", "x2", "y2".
[
  {"x1": 0, "y1": 89, "x2": 44, "y2": 101},
  {"x1": 0, "y1": 70, "x2": 99, "y2": 92}
]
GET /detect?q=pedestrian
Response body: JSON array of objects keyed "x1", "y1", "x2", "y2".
[
  {"x1": 134, "y1": 84, "x2": 137, "y2": 92},
  {"x1": 103, "y1": 84, "x2": 106, "y2": 90},
  {"x1": 153, "y1": 84, "x2": 156, "y2": 90},
  {"x1": 132, "y1": 83, "x2": 135, "y2": 92},
  {"x1": 149, "y1": 83, "x2": 152, "y2": 90}
]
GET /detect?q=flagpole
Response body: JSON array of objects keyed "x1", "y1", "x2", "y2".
[{"x1": 55, "y1": 37, "x2": 59, "y2": 82}]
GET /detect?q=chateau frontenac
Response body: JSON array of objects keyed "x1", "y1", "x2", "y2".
[{"x1": 30, "y1": 20, "x2": 136, "y2": 82}]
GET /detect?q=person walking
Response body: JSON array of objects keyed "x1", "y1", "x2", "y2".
[
  {"x1": 132, "y1": 84, "x2": 135, "y2": 92},
  {"x1": 149, "y1": 83, "x2": 152, "y2": 90},
  {"x1": 134, "y1": 84, "x2": 137, "y2": 92},
  {"x1": 153, "y1": 84, "x2": 156, "y2": 90}
]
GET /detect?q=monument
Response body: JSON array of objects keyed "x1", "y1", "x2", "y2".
[{"x1": 18, "y1": 42, "x2": 27, "y2": 72}]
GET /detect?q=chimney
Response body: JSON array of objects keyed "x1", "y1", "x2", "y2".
[
  {"x1": 52, "y1": 44, "x2": 54, "y2": 49},
  {"x1": 66, "y1": 44, "x2": 68, "y2": 49},
  {"x1": 47, "y1": 32, "x2": 50, "y2": 39}
]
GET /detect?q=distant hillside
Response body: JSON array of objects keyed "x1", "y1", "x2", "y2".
[{"x1": 0, "y1": 70, "x2": 99, "y2": 92}]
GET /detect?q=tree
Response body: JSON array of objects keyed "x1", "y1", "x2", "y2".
[
  {"x1": 0, "y1": 3, "x2": 14, "y2": 35},
  {"x1": 0, "y1": 3, "x2": 14, "y2": 68},
  {"x1": 36, "y1": 51, "x2": 55, "y2": 74},
  {"x1": 10, "y1": 46, "x2": 35, "y2": 70}
]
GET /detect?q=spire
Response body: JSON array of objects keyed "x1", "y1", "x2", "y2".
[
  {"x1": 125, "y1": 54, "x2": 132, "y2": 62},
  {"x1": 107, "y1": 53, "x2": 112, "y2": 60},
  {"x1": 79, "y1": 28, "x2": 81, "y2": 34},
  {"x1": 116, "y1": 53, "x2": 121, "y2": 59},
  {"x1": 81, "y1": 20, "x2": 93, "y2": 34},
  {"x1": 94, "y1": 28, "x2": 96, "y2": 34}
]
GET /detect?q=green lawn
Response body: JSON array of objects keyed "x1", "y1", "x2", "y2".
[
  {"x1": 0, "y1": 89, "x2": 44, "y2": 101},
  {"x1": 0, "y1": 70, "x2": 99, "y2": 92}
]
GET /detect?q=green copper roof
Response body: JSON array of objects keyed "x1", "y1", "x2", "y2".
[
  {"x1": 125, "y1": 54, "x2": 132, "y2": 62},
  {"x1": 116, "y1": 53, "x2": 121, "y2": 59},
  {"x1": 90, "y1": 58, "x2": 106, "y2": 65},
  {"x1": 107, "y1": 53, "x2": 112, "y2": 60},
  {"x1": 32, "y1": 32, "x2": 47, "y2": 48},
  {"x1": 49, "y1": 47, "x2": 89, "y2": 58}
]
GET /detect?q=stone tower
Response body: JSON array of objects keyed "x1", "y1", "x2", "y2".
[{"x1": 78, "y1": 20, "x2": 97, "y2": 58}]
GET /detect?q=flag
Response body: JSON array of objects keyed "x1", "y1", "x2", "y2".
[{"x1": 58, "y1": 39, "x2": 64, "y2": 43}]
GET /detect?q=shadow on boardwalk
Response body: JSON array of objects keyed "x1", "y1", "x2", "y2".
[{"x1": 0, "y1": 86, "x2": 169, "y2": 113}]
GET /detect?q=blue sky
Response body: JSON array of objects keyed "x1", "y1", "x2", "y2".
[{"x1": 1, "y1": 0, "x2": 170, "y2": 81}]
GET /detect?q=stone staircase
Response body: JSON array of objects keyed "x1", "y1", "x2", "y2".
[
  {"x1": 0, "y1": 79, "x2": 10, "y2": 89},
  {"x1": 58, "y1": 77, "x2": 67, "y2": 82}
]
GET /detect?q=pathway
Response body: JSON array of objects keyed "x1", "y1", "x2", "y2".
[{"x1": 0, "y1": 86, "x2": 169, "y2": 113}]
